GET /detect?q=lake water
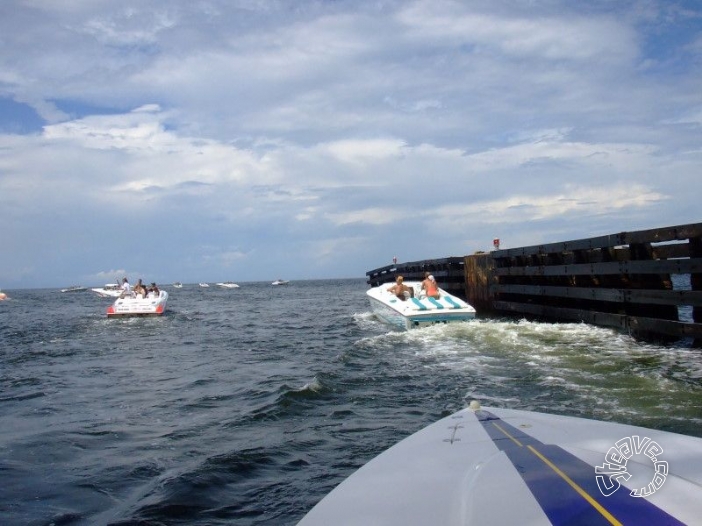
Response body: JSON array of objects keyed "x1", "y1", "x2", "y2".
[{"x1": 1, "y1": 279, "x2": 701, "y2": 525}]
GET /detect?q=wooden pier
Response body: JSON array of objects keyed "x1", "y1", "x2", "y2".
[{"x1": 367, "y1": 221, "x2": 702, "y2": 345}]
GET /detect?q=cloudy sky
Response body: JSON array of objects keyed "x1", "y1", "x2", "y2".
[{"x1": 1, "y1": 0, "x2": 701, "y2": 289}]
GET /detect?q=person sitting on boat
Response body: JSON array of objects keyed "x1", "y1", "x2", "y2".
[
  {"x1": 387, "y1": 276, "x2": 413, "y2": 301},
  {"x1": 149, "y1": 282, "x2": 160, "y2": 297},
  {"x1": 119, "y1": 277, "x2": 131, "y2": 298},
  {"x1": 421, "y1": 272, "x2": 440, "y2": 299},
  {"x1": 133, "y1": 279, "x2": 147, "y2": 298}
]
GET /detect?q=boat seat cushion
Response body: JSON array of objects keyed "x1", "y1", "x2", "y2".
[
  {"x1": 408, "y1": 296, "x2": 464, "y2": 311},
  {"x1": 443, "y1": 296, "x2": 462, "y2": 309},
  {"x1": 427, "y1": 297, "x2": 444, "y2": 309},
  {"x1": 410, "y1": 298, "x2": 428, "y2": 310}
]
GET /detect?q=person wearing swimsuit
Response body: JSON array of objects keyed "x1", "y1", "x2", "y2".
[
  {"x1": 421, "y1": 272, "x2": 440, "y2": 299},
  {"x1": 387, "y1": 276, "x2": 413, "y2": 301}
]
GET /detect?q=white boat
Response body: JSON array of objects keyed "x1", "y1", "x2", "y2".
[
  {"x1": 272, "y1": 279, "x2": 289, "y2": 285},
  {"x1": 217, "y1": 281, "x2": 240, "y2": 289},
  {"x1": 106, "y1": 290, "x2": 168, "y2": 317},
  {"x1": 61, "y1": 285, "x2": 86, "y2": 293},
  {"x1": 0, "y1": 290, "x2": 7, "y2": 301},
  {"x1": 199, "y1": 283, "x2": 210, "y2": 288},
  {"x1": 366, "y1": 280, "x2": 476, "y2": 329},
  {"x1": 91, "y1": 283, "x2": 122, "y2": 298},
  {"x1": 173, "y1": 282, "x2": 183, "y2": 288},
  {"x1": 298, "y1": 401, "x2": 702, "y2": 526}
]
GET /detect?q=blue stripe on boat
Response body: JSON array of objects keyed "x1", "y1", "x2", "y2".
[
  {"x1": 427, "y1": 297, "x2": 444, "y2": 309},
  {"x1": 411, "y1": 298, "x2": 427, "y2": 310},
  {"x1": 443, "y1": 296, "x2": 462, "y2": 309},
  {"x1": 474, "y1": 410, "x2": 684, "y2": 526}
]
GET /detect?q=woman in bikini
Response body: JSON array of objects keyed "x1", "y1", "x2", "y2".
[{"x1": 421, "y1": 272, "x2": 440, "y2": 299}]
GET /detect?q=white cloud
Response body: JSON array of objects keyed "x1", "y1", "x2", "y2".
[
  {"x1": 0, "y1": 0, "x2": 701, "y2": 287},
  {"x1": 464, "y1": 137, "x2": 658, "y2": 174},
  {"x1": 326, "y1": 207, "x2": 408, "y2": 226},
  {"x1": 321, "y1": 138, "x2": 406, "y2": 165},
  {"x1": 433, "y1": 184, "x2": 669, "y2": 228},
  {"x1": 398, "y1": 1, "x2": 638, "y2": 63},
  {"x1": 80, "y1": 7, "x2": 177, "y2": 46}
]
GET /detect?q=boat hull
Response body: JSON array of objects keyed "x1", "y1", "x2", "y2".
[
  {"x1": 298, "y1": 403, "x2": 702, "y2": 526},
  {"x1": 367, "y1": 281, "x2": 476, "y2": 329},
  {"x1": 217, "y1": 282, "x2": 240, "y2": 288},
  {"x1": 106, "y1": 291, "x2": 168, "y2": 317},
  {"x1": 91, "y1": 285, "x2": 122, "y2": 298},
  {"x1": 61, "y1": 286, "x2": 86, "y2": 293}
]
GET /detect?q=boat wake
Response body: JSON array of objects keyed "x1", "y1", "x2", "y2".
[{"x1": 355, "y1": 313, "x2": 702, "y2": 434}]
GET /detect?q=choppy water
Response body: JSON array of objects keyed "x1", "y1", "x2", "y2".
[{"x1": 1, "y1": 279, "x2": 701, "y2": 525}]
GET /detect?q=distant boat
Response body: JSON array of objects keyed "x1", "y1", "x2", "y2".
[
  {"x1": 173, "y1": 282, "x2": 183, "y2": 288},
  {"x1": 272, "y1": 279, "x2": 290, "y2": 286},
  {"x1": 61, "y1": 285, "x2": 87, "y2": 293},
  {"x1": 199, "y1": 283, "x2": 210, "y2": 288},
  {"x1": 91, "y1": 284, "x2": 122, "y2": 298},
  {"x1": 217, "y1": 281, "x2": 240, "y2": 289}
]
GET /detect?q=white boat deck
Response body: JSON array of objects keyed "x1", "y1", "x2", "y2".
[
  {"x1": 367, "y1": 281, "x2": 476, "y2": 329},
  {"x1": 298, "y1": 403, "x2": 702, "y2": 526},
  {"x1": 400, "y1": 295, "x2": 468, "y2": 311}
]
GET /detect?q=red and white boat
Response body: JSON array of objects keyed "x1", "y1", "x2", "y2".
[{"x1": 106, "y1": 290, "x2": 168, "y2": 317}]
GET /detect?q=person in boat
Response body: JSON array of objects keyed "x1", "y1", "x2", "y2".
[
  {"x1": 149, "y1": 282, "x2": 160, "y2": 296},
  {"x1": 133, "y1": 279, "x2": 147, "y2": 298},
  {"x1": 387, "y1": 276, "x2": 413, "y2": 301},
  {"x1": 119, "y1": 277, "x2": 131, "y2": 298},
  {"x1": 421, "y1": 272, "x2": 440, "y2": 299}
]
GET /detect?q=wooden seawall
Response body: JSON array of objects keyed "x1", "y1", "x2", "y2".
[{"x1": 367, "y1": 221, "x2": 702, "y2": 344}]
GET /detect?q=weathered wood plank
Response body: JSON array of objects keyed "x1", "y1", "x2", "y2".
[
  {"x1": 625, "y1": 223, "x2": 702, "y2": 244},
  {"x1": 691, "y1": 236, "x2": 702, "y2": 327},
  {"x1": 496, "y1": 284, "x2": 624, "y2": 302},
  {"x1": 493, "y1": 221, "x2": 702, "y2": 259},
  {"x1": 494, "y1": 258, "x2": 702, "y2": 277},
  {"x1": 494, "y1": 233, "x2": 625, "y2": 258},
  {"x1": 495, "y1": 284, "x2": 702, "y2": 306}
]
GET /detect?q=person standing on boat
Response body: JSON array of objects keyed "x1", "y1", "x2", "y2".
[
  {"x1": 421, "y1": 272, "x2": 440, "y2": 299},
  {"x1": 387, "y1": 276, "x2": 413, "y2": 301}
]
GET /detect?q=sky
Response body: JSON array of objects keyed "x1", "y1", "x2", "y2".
[{"x1": 1, "y1": 0, "x2": 701, "y2": 289}]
